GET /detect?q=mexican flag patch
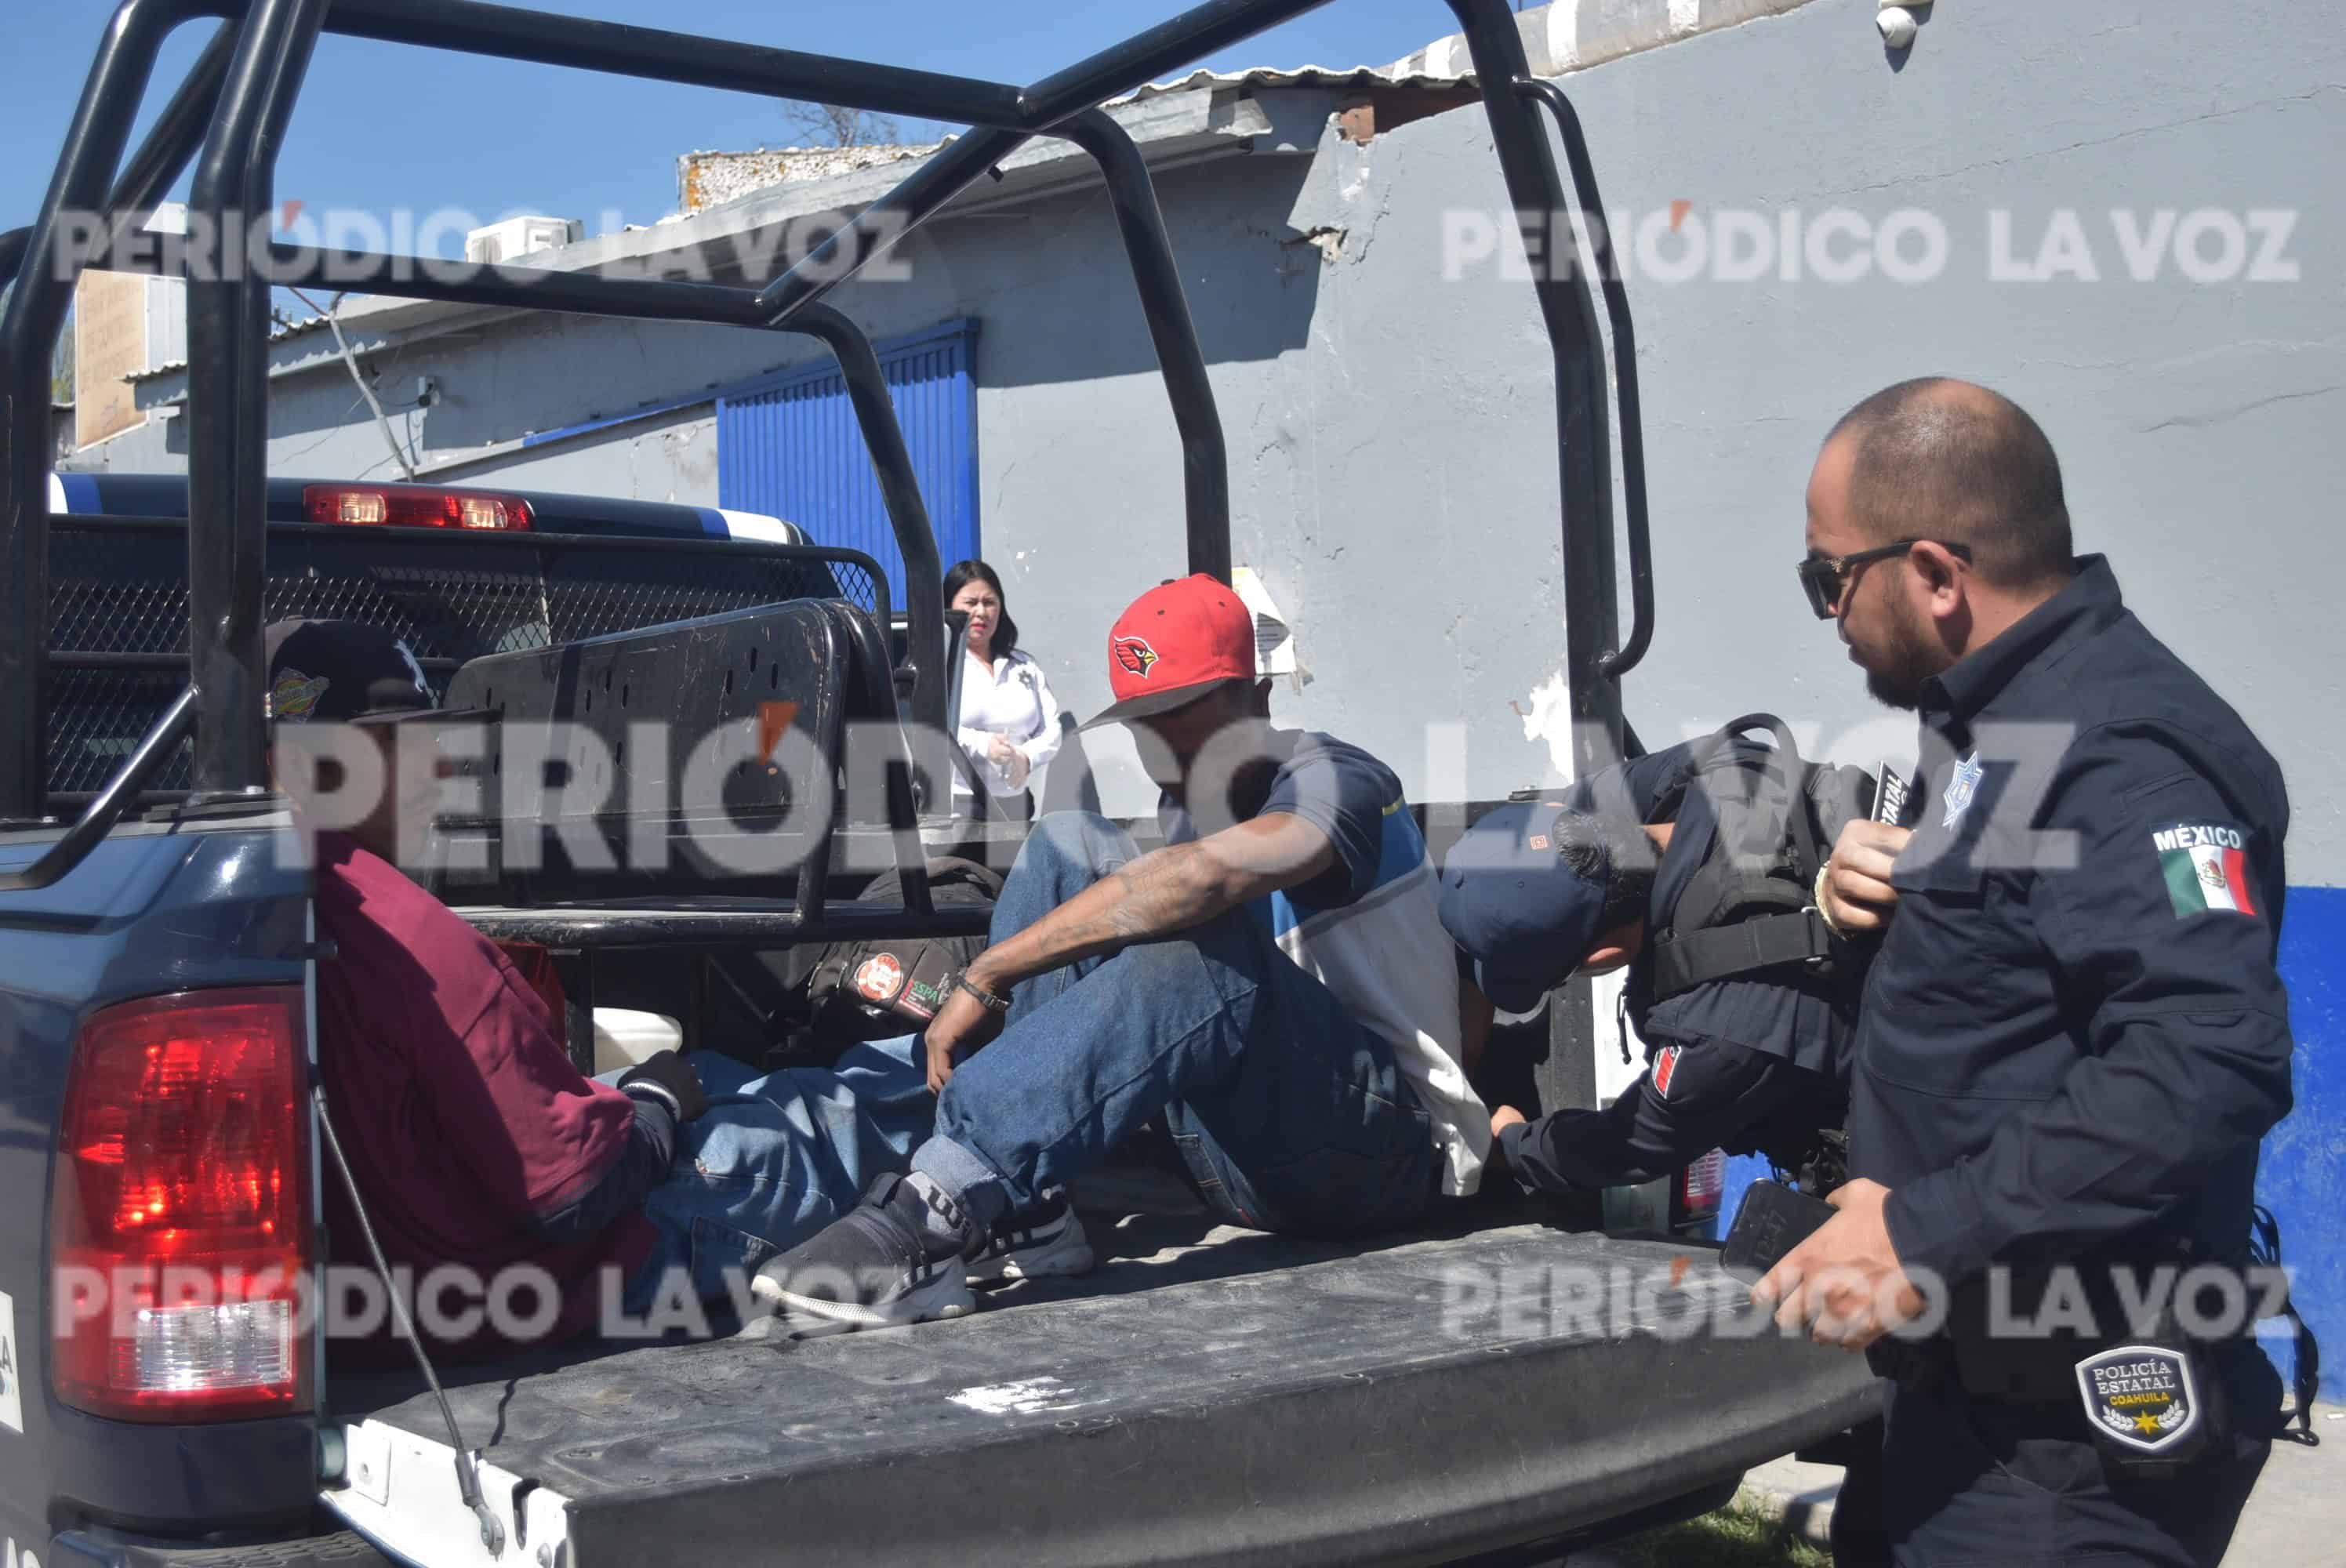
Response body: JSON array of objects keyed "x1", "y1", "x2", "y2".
[{"x1": 2153, "y1": 825, "x2": 2256, "y2": 917}]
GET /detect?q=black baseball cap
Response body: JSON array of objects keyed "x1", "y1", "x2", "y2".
[
  {"x1": 1436, "y1": 800, "x2": 1616, "y2": 1014},
  {"x1": 263, "y1": 619, "x2": 489, "y2": 726}
]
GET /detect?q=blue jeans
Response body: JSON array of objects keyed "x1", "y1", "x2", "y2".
[
  {"x1": 622, "y1": 1036, "x2": 934, "y2": 1311},
  {"x1": 919, "y1": 811, "x2": 1437, "y2": 1238}
]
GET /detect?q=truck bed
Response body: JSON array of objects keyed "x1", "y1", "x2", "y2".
[{"x1": 325, "y1": 1174, "x2": 1881, "y2": 1567}]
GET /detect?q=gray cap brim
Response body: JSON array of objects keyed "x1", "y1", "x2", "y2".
[{"x1": 1077, "y1": 676, "x2": 1247, "y2": 732}]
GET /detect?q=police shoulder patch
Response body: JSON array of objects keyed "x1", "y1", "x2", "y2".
[
  {"x1": 2152, "y1": 822, "x2": 2257, "y2": 919},
  {"x1": 1652, "y1": 1044, "x2": 1682, "y2": 1099}
]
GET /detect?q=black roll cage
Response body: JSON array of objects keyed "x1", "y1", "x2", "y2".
[{"x1": 0, "y1": 0, "x2": 1654, "y2": 902}]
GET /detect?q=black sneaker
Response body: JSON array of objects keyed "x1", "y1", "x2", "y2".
[
  {"x1": 751, "y1": 1174, "x2": 976, "y2": 1335},
  {"x1": 963, "y1": 1189, "x2": 1096, "y2": 1286}
]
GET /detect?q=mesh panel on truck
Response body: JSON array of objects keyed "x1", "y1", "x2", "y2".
[{"x1": 44, "y1": 518, "x2": 886, "y2": 798}]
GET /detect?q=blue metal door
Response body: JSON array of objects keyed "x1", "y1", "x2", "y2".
[{"x1": 717, "y1": 318, "x2": 979, "y2": 616}]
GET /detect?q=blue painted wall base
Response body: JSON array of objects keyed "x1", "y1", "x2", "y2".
[
  {"x1": 1712, "y1": 884, "x2": 2343, "y2": 1404},
  {"x1": 2253, "y1": 884, "x2": 2344, "y2": 1403}
]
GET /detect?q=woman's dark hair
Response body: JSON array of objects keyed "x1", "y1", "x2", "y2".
[{"x1": 942, "y1": 558, "x2": 1018, "y2": 659}]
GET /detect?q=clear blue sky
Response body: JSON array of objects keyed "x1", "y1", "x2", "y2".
[{"x1": 5, "y1": 1, "x2": 1480, "y2": 251}]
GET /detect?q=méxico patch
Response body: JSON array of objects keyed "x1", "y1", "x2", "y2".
[{"x1": 2153, "y1": 824, "x2": 2255, "y2": 917}]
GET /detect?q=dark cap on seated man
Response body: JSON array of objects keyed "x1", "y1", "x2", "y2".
[
  {"x1": 264, "y1": 618, "x2": 492, "y2": 864},
  {"x1": 263, "y1": 618, "x2": 490, "y2": 726},
  {"x1": 1439, "y1": 801, "x2": 1662, "y2": 1012}
]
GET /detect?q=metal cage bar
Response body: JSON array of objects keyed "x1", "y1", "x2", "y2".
[
  {"x1": 5, "y1": 0, "x2": 1637, "y2": 897},
  {"x1": 0, "y1": 24, "x2": 237, "y2": 292},
  {"x1": 318, "y1": 0, "x2": 1030, "y2": 126},
  {"x1": 0, "y1": 0, "x2": 219, "y2": 820},
  {"x1": 1518, "y1": 77, "x2": 1654, "y2": 684},
  {"x1": 751, "y1": 125, "x2": 1033, "y2": 330},
  {"x1": 108, "y1": 240, "x2": 952, "y2": 741},
  {"x1": 1055, "y1": 110, "x2": 1233, "y2": 583},
  {"x1": 182, "y1": 0, "x2": 329, "y2": 802},
  {"x1": 1446, "y1": 0, "x2": 1624, "y2": 775}
]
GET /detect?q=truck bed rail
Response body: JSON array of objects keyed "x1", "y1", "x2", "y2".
[{"x1": 43, "y1": 517, "x2": 886, "y2": 799}]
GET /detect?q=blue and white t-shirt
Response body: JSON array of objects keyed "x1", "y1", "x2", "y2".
[{"x1": 1161, "y1": 731, "x2": 1490, "y2": 1196}]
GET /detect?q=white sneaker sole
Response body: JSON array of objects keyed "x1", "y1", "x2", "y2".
[
  {"x1": 965, "y1": 1211, "x2": 1095, "y2": 1286},
  {"x1": 752, "y1": 1265, "x2": 976, "y2": 1336}
]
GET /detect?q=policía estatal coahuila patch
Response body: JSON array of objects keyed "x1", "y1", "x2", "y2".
[{"x1": 2075, "y1": 1345, "x2": 2200, "y2": 1456}]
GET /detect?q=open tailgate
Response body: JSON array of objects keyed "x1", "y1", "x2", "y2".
[{"x1": 329, "y1": 1214, "x2": 1879, "y2": 1567}]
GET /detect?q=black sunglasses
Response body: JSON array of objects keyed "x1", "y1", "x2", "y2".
[{"x1": 1796, "y1": 539, "x2": 1974, "y2": 619}]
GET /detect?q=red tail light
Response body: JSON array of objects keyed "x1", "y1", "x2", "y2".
[
  {"x1": 1676, "y1": 1149, "x2": 1727, "y2": 1218},
  {"x1": 302, "y1": 483, "x2": 532, "y2": 532},
  {"x1": 50, "y1": 987, "x2": 311, "y2": 1422}
]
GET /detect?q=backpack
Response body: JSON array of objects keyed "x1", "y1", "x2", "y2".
[
  {"x1": 795, "y1": 856, "x2": 1004, "y2": 1041},
  {"x1": 1640, "y1": 713, "x2": 1875, "y2": 1004}
]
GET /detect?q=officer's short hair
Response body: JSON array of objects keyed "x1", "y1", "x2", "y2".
[
  {"x1": 1828, "y1": 377, "x2": 2073, "y2": 587},
  {"x1": 1554, "y1": 809, "x2": 1658, "y2": 938}
]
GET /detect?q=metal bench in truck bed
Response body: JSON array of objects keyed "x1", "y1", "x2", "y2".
[
  {"x1": 0, "y1": 0, "x2": 1872, "y2": 1563},
  {"x1": 315, "y1": 1188, "x2": 1877, "y2": 1568}
]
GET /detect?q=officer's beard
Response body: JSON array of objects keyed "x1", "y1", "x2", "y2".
[{"x1": 1862, "y1": 589, "x2": 1945, "y2": 711}]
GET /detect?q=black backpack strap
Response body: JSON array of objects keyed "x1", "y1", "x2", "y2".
[
  {"x1": 1712, "y1": 712, "x2": 1825, "y2": 878},
  {"x1": 1648, "y1": 713, "x2": 1833, "y2": 1002},
  {"x1": 927, "y1": 854, "x2": 1008, "y2": 899},
  {"x1": 1651, "y1": 906, "x2": 1835, "y2": 1000},
  {"x1": 2253, "y1": 1204, "x2": 2323, "y2": 1446}
]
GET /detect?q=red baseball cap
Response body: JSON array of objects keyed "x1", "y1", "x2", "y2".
[{"x1": 1081, "y1": 573, "x2": 1258, "y2": 730}]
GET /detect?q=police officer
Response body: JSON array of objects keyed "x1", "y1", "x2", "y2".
[
  {"x1": 1439, "y1": 724, "x2": 1869, "y2": 1201},
  {"x1": 1756, "y1": 377, "x2": 2296, "y2": 1566}
]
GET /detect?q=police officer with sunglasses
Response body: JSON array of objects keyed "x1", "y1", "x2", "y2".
[{"x1": 1757, "y1": 376, "x2": 2305, "y2": 1567}]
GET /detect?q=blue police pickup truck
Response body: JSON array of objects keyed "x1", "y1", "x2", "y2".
[
  {"x1": 0, "y1": 1, "x2": 1880, "y2": 1562},
  {"x1": 0, "y1": 483, "x2": 1879, "y2": 1568}
]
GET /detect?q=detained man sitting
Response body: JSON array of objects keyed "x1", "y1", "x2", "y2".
[
  {"x1": 265, "y1": 619, "x2": 969, "y2": 1358},
  {"x1": 754, "y1": 575, "x2": 1489, "y2": 1334}
]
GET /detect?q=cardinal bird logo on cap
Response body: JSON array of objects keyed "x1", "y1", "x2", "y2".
[{"x1": 1112, "y1": 635, "x2": 1160, "y2": 679}]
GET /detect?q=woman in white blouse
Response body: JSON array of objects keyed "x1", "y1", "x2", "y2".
[{"x1": 946, "y1": 559, "x2": 1062, "y2": 818}]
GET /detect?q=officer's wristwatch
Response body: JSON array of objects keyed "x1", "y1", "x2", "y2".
[{"x1": 1813, "y1": 861, "x2": 1850, "y2": 939}]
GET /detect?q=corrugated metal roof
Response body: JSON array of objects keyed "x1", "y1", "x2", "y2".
[
  {"x1": 266, "y1": 311, "x2": 330, "y2": 341},
  {"x1": 1110, "y1": 64, "x2": 1469, "y2": 106},
  {"x1": 140, "y1": 309, "x2": 329, "y2": 381}
]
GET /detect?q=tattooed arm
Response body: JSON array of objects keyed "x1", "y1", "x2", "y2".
[
  {"x1": 966, "y1": 812, "x2": 1338, "y2": 994},
  {"x1": 921, "y1": 813, "x2": 1338, "y2": 1091}
]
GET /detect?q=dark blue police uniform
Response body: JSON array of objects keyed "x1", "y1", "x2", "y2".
[
  {"x1": 1852, "y1": 557, "x2": 2296, "y2": 1566},
  {"x1": 1449, "y1": 736, "x2": 1869, "y2": 1196}
]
